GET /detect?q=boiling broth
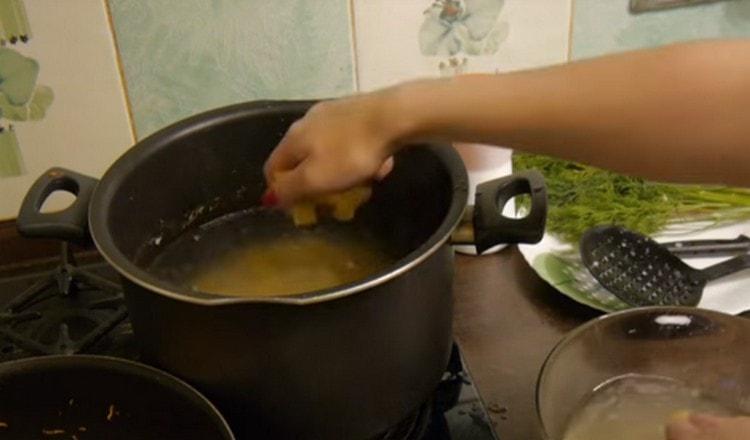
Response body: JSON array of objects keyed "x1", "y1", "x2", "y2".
[
  {"x1": 562, "y1": 374, "x2": 743, "y2": 440},
  {"x1": 148, "y1": 208, "x2": 396, "y2": 298}
]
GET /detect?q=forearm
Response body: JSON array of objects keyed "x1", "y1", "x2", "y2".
[{"x1": 392, "y1": 40, "x2": 750, "y2": 186}]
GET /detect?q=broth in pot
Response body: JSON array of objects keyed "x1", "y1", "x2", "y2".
[{"x1": 148, "y1": 208, "x2": 396, "y2": 298}]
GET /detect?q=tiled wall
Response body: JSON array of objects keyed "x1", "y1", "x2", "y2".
[
  {"x1": 108, "y1": 0, "x2": 355, "y2": 139},
  {"x1": 352, "y1": 0, "x2": 571, "y2": 91},
  {"x1": 0, "y1": 1, "x2": 132, "y2": 221},
  {"x1": 0, "y1": 0, "x2": 356, "y2": 220},
  {"x1": 572, "y1": 0, "x2": 750, "y2": 59},
  {"x1": 0, "y1": 0, "x2": 748, "y2": 220}
]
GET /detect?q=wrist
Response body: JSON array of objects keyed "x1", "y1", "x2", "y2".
[
  {"x1": 378, "y1": 79, "x2": 446, "y2": 153},
  {"x1": 381, "y1": 75, "x2": 500, "y2": 150}
]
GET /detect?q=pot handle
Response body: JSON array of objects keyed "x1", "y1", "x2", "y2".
[
  {"x1": 473, "y1": 170, "x2": 547, "y2": 254},
  {"x1": 16, "y1": 167, "x2": 98, "y2": 241}
]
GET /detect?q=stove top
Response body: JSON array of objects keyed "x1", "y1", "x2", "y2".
[
  {"x1": 0, "y1": 259, "x2": 498, "y2": 440},
  {"x1": 0, "y1": 249, "x2": 136, "y2": 360}
]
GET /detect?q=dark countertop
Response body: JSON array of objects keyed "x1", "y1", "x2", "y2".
[{"x1": 453, "y1": 247, "x2": 600, "y2": 440}]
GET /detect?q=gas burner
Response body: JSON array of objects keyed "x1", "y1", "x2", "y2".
[
  {"x1": 370, "y1": 345, "x2": 495, "y2": 440},
  {"x1": 374, "y1": 400, "x2": 434, "y2": 440},
  {"x1": 0, "y1": 243, "x2": 132, "y2": 361}
]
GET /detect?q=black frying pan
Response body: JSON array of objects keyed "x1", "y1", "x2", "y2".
[{"x1": 0, "y1": 355, "x2": 234, "y2": 439}]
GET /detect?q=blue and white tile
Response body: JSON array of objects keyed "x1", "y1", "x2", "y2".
[
  {"x1": 109, "y1": 0, "x2": 355, "y2": 139},
  {"x1": 572, "y1": 0, "x2": 750, "y2": 59},
  {"x1": 353, "y1": 0, "x2": 572, "y2": 91},
  {"x1": 0, "y1": 1, "x2": 132, "y2": 219}
]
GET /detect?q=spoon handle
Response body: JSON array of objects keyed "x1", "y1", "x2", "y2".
[
  {"x1": 663, "y1": 235, "x2": 750, "y2": 257},
  {"x1": 701, "y1": 253, "x2": 750, "y2": 282}
]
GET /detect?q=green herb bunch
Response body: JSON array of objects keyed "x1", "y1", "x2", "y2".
[{"x1": 512, "y1": 153, "x2": 750, "y2": 244}]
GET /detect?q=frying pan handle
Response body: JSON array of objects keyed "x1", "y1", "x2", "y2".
[
  {"x1": 472, "y1": 170, "x2": 547, "y2": 254},
  {"x1": 16, "y1": 167, "x2": 98, "y2": 241}
]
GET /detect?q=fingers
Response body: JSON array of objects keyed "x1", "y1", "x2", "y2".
[
  {"x1": 273, "y1": 154, "x2": 386, "y2": 206},
  {"x1": 665, "y1": 413, "x2": 750, "y2": 440},
  {"x1": 271, "y1": 160, "x2": 327, "y2": 207},
  {"x1": 688, "y1": 413, "x2": 723, "y2": 430},
  {"x1": 262, "y1": 95, "x2": 397, "y2": 206},
  {"x1": 270, "y1": 155, "x2": 393, "y2": 206},
  {"x1": 263, "y1": 124, "x2": 304, "y2": 183},
  {"x1": 665, "y1": 417, "x2": 701, "y2": 440},
  {"x1": 375, "y1": 156, "x2": 394, "y2": 181}
]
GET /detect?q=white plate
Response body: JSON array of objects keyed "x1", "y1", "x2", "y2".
[{"x1": 518, "y1": 221, "x2": 750, "y2": 314}]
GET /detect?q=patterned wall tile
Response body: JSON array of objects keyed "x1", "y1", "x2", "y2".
[
  {"x1": 352, "y1": 0, "x2": 571, "y2": 240},
  {"x1": 0, "y1": 1, "x2": 132, "y2": 219},
  {"x1": 109, "y1": 0, "x2": 355, "y2": 139},
  {"x1": 353, "y1": 0, "x2": 571, "y2": 92},
  {"x1": 572, "y1": 0, "x2": 750, "y2": 59}
]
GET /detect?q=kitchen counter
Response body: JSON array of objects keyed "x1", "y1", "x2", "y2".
[{"x1": 453, "y1": 247, "x2": 600, "y2": 440}]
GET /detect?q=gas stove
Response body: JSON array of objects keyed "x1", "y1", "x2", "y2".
[{"x1": 0, "y1": 256, "x2": 498, "y2": 440}]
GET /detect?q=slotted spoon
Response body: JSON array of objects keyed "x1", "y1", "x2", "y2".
[{"x1": 580, "y1": 225, "x2": 750, "y2": 307}]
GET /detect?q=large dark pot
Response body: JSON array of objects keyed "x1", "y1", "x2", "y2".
[{"x1": 17, "y1": 101, "x2": 546, "y2": 439}]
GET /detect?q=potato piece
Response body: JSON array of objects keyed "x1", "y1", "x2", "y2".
[
  {"x1": 272, "y1": 172, "x2": 372, "y2": 226},
  {"x1": 669, "y1": 410, "x2": 692, "y2": 422},
  {"x1": 291, "y1": 202, "x2": 318, "y2": 226},
  {"x1": 290, "y1": 186, "x2": 372, "y2": 226},
  {"x1": 325, "y1": 186, "x2": 372, "y2": 222}
]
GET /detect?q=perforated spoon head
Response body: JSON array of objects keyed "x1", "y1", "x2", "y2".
[{"x1": 580, "y1": 225, "x2": 706, "y2": 307}]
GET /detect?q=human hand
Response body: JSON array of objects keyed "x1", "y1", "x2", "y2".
[
  {"x1": 665, "y1": 413, "x2": 750, "y2": 440},
  {"x1": 263, "y1": 87, "x2": 408, "y2": 207}
]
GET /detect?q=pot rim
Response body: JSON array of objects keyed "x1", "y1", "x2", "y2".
[{"x1": 89, "y1": 100, "x2": 470, "y2": 306}]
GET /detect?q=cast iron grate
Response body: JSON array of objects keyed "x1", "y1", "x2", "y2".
[{"x1": 0, "y1": 243, "x2": 131, "y2": 361}]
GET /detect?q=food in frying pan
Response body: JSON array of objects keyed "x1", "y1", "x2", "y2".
[{"x1": 106, "y1": 404, "x2": 118, "y2": 422}]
